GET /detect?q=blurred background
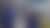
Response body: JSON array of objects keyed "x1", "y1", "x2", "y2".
[{"x1": 0, "y1": 0, "x2": 49, "y2": 28}]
